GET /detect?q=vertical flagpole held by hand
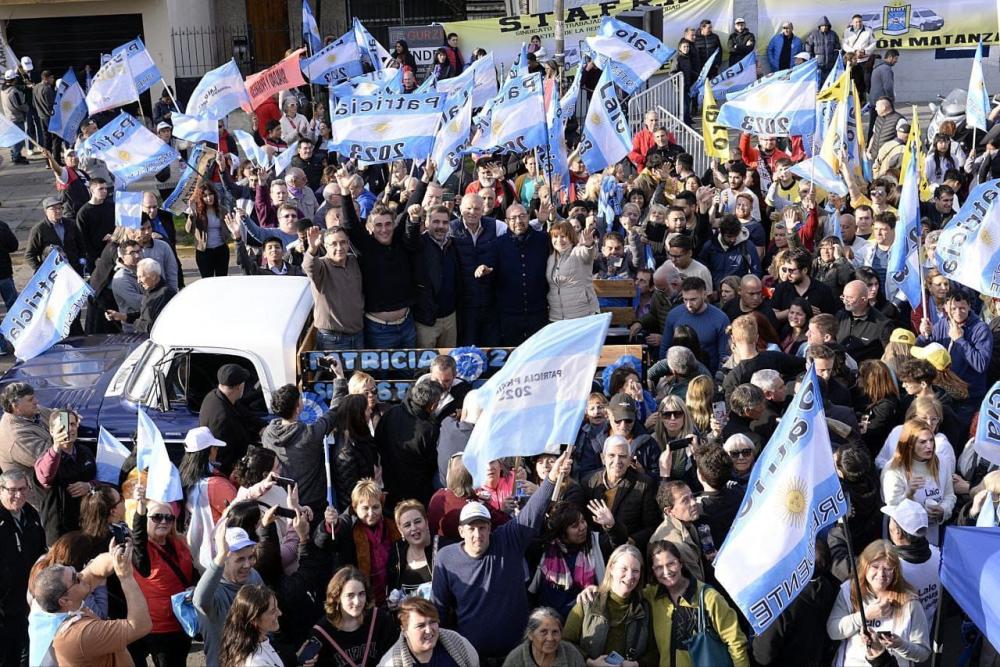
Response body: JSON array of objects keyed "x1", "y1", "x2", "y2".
[
  {"x1": 160, "y1": 79, "x2": 181, "y2": 113},
  {"x1": 323, "y1": 436, "x2": 334, "y2": 507},
  {"x1": 551, "y1": 446, "x2": 573, "y2": 502},
  {"x1": 838, "y1": 516, "x2": 870, "y2": 643}
]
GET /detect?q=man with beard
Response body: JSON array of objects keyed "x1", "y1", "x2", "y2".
[
  {"x1": 413, "y1": 204, "x2": 459, "y2": 347},
  {"x1": 771, "y1": 247, "x2": 838, "y2": 321}
]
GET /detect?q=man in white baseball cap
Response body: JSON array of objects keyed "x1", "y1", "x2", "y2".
[{"x1": 882, "y1": 499, "x2": 941, "y2": 627}]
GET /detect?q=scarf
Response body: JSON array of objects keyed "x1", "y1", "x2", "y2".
[
  {"x1": 894, "y1": 538, "x2": 932, "y2": 564},
  {"x1": 387, "y1": 629, "x2": 474, "y2": 667},
  {"x1": 539, "y1": 539, "x2": 598, "y2": 591},
  {"x1": 361, "y1": 521, "x2": 392, "y2": 599}
]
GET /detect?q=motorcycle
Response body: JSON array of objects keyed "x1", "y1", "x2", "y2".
[{"x1": 927, "y1": 88, "x2": 974, "y2": 149}]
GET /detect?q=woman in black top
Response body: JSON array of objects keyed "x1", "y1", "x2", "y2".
[
  {"x1": 386, "y1": 500, "x2": 434, "y2": 603},
  {"x1": 309, "y1": 566, "x2": 397, "y2": 667}
]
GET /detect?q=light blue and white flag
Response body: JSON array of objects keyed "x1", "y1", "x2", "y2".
[
  {"x1": 462, "y1": 312, "x2": 611, "y2": 486},
  {"x1": 114, "y1": 190, "x2": 144, "y2": 229},
  {"x1": 431, "y1": 85, "x2": 473, "y2": 184},
  {"x1": 0, "y1": 113, "x2": 27, "y2": 148},
  {"x1": 714, "y1": 365, "x2": 848, "y2": 634},
  {"x1": 717, "y1": 58, "x2": 819, "y2": 137},
  {"x1": 941, "y1": 527, "x2": 1000, "y2": 650},
  {"x1": 27, "y1": 608, "x2": 70, "y2": 667},
  {"x1": 0, "y1": 251, "x2": 92, "y2": 361},
  {"x1": 185, "y1": 59, "x2": 252, "y2": 120},
  {"x1": 586, "y1": 16, "x2": 675, "y2": 94},
  {"x1": 578, "y1": 67, "x2": 632, "y2": 174},
  {"x1": 598, "y1": 175, "x2": 623, "y2": 229},
  {"x1": 111, "y1": 38, "x2": 161, "y2": 96},
  {"x1": 974, "y1": 381, "x2": 1000, "y2": 465},
  {"x1": 84, "y1": 112, "x2": 181, "y2": 185},
  {"x1": 301, "y1": 33, "x2": 363, "y2": 85},
  {"x1": 886, "y1": 140, "x2": 922, "y2": 307},
  {"x1": 302, "y1": 0, "x2": 323, "y2": 54},
  {"x1": 330, "y1": 68, "x2": 401, "y2": 100},
  {"x1": 415, "y1": 71, "x2": 438, "y2": 94},
  {"x1": 936, "y1": 179, "x2": 1000, "y2": 297},
  {"x1": 502, "y1": 43, "x2": 529, "y2": 87},
  {"x1": 85, "y1": 49, "x2": 138, "y2": 114},
  {"x1": 437, "y1": 52, "x2": 498, "y2": 109},
  {"x1": 810, "y1": 54, "x2": 845, "y2": 154},
  {"x1": 689, "y1": 48, "x2": 719, "y2": 98},
  {"x1": 536, "y1": 77, "x2": 570, "y2": 192},
  {"x1": 329, "y1": 92, "x2": 446, "y2": 163},
  {"x1": 162, "y1": 143, "x2": 215, "y2": 214},
  {"x1": 273, "y1": 141, "x2": 298, "y2": 177},
  {"x1": 48, "y1": 68, "x2": 88, "y2": 143},
  {"x1": 232, "y1": 128, "x2": 270, "y2": 168},
  {"x1": 467, "y1": 73, "x2": 547, "y2": 155},
  {"x1": 560, "y1": 63, "x2": 583, "y2": 121},
  {"x1": 136, "y1": 408, "x2": 183, "y2": 503},
  {"x1": 788, "y1": 157, "x2": 847, "y2": 197},
  {"x1": 96, "y1": 426, "x2": 130, "y2": 484},
  {"x1": 170, "y1": 112, "x2": 218, "y2": 145},
  {"x1": 697, "y1": 50, "x2": 757, "y2": 104},
  {"x1": 353, "y1": 18, "x2": 391, "y2": 70},
  {"x1": 967, "y1": 41, "x2": 990, "y2": 132}
]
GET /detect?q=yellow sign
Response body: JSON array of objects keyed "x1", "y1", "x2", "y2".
[{"x1": 701, "y1": 81, "x2": 729, "y2": 160}]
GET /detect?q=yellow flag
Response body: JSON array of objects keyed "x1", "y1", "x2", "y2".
[
  {"x1": 702, "y1": 81, "x2": 729, "y2": 160},
  {"x1": 901, "y1": 106, "x2": 933, "y2": 201},
  {"x1": 816, "y1": 69, "x2": 850, "y2": 103}
]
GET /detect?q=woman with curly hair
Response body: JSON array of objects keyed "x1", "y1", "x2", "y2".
[
  {"x1": 185, "y1": 182, "x2": 230, "y2": 278},
  {"x1": 308, "y1": 566, "x2": 396, "y2": 667}
]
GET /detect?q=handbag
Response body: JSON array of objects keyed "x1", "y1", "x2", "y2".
[
  {"x1": 171, "y1": 589, "x2": 199, "y2": 638},
  {"x1": 683, "y1": 584, "x2": 734, "y2": 667}
]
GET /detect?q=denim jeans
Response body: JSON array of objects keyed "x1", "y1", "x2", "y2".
[
  {"x1": 364, "y1": 313, "x2": 416, "y2": 348},
  {"x1": 0, "y1": 277, "x2": 17, "y2": 310},
  {"x1": 315, "y1": 328, "x2": 364, "y2": 351}
]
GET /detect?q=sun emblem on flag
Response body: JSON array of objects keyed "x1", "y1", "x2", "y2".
[
  {"x1": 325, "y1": 52, "x2": 340, "y2": 64},
  {"x1": 371, "y1": 121, "x2": 392, "y2": 136},
  {"x1": 618, "y1": 51, "x2": 632, "y2": 62},
  {"x1": 61, "y1": 100, "x2": 74, "y2": 113},
  {"x1": 980, "y1": 225, "x2": 996, "y2": 250},
  {"x1": 117, "y1": 149, "x2": 131, "y2": 162},
  {"x1": 588, "y1": 112, "x2": 602, "y2": 126},
  {"x1": 45, "y1": 302, "x2": 58, "y2": 321},
  {"x1": 492, "y1": 116, "x2": 506, "y2": 136},
  {"x1": 778, "y1": 477, "x2": 810, "y2": 529}
]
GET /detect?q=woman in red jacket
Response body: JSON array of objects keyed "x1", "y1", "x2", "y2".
[{"x1": 131, "y1": 484, "x2": 197, "y2": 667}]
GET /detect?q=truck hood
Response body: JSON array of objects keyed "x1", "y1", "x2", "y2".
[{"x1": 1, "y1": 334, "x2": 145, "y2": 418}]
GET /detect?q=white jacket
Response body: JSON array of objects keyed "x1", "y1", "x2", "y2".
[
  {"x1": 842, "y1": 27, "x2": 876, "y2": 61},
  {"x1": 827, "y1": 581, "x2": 931, "y2": 667}
]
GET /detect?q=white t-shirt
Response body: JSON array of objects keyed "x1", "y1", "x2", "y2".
[{"x1": 899, "y1": 546, "x2": 941, "y2": 630}]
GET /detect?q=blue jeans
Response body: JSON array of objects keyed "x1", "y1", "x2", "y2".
[
  {"x1": 363, "y1": 314, "x2": 416, "y2": 349},
  {"x1": 0, "y1": 278, "x2": 16, "y2": 310},
  {"x1": 315, "y1": 329, "x2": 364, "y2": 351}
]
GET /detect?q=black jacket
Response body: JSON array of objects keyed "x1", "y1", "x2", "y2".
[
  {"x1": 828, "y1": 475, "x2": 883, "y2": 582},
  {"x1": 290, "y1": 154, "x2": 326, "y2": 191},
  {"x1": 262, "y1": 407, "x2": 338, "y2": 509},
  {"x1": 333, "y1": 431, "x2": 379, "y2": 512},
  {"x1": 76, "y1": 200, "x2": 115, "y2": 271},
  {"x1": 727, "y1": 29, "x2": 756, "y2": 66},
  {"x1": 0, "y1": 219, "x2": 18, "y2": 280},
  {"x1": 38, "y1": 446, "x2": 97, "y2": 544},
  {"x1": 0, "y1": 503, "x2": 46, "y2": 622},
  {"x1": 721, "y1": 350, "x2": 805, "y2": 401},
  {"x1": 693, "y1": 32, "x2": 723, "y2": 77},
  {"x1": 696, "y1": 486, "x2": 744, "y2": 548},
  {"x1": 129, "y1": 279, "x2": 176, "y2": 334},
  {"x1": 25, "y1": 218, "x2": 85, "y2": 273},
  {"x1": 199, "y1": 389, "x2": 265, "y2": 476},
  {"x1": 581, "y1": 468, "x2": 660, "y2": 552},
  {"x1": 835, "y1": 307, "x2": 891, "y2": 362},
  {"x1": 413, "y1": 233, "x2": 459, "y2": 325},
  {"x1": 234, "y1": 240, "x2": 304, "y2": 277},
  {"x1": 375, "y1": 395, "x2": 441, "y2": 509},
  {"x1": 752, "y1": 573, "x2": 839, "y2": 666}
]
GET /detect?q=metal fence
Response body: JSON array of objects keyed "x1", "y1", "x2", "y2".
[{"x1": 626, "y1": 72, "x2": 709, "y2": 176}]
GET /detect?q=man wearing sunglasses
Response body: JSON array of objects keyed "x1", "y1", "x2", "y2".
[{"x1": 0, "y1": 470, "x2": 46, "y2": 666}]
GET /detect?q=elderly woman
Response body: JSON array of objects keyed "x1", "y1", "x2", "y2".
[
  {"x1": 503, "y1": 607, "x2": 586, "y2": 667},
  {"x1": 279, "y1": 97, "x2": 315, "y2": 145},
  {"x1": 646, "y1": 347, "x2": 710, "y2": 401},
  {"x1": 377, "y1": 596, "x2": 479, "y2": 667},
  {"x1": 721, "y1": 433, "x2": 756, "y2": 485},
  {"x1": 34, "y1": 409, "x2": 95, "y2": 544},
  {"x1": 547, "y1": 221, "x2": 599, "y2": 321},
  {"x1": 0, "y1": 382, "x2": 53, "y2": 509}
]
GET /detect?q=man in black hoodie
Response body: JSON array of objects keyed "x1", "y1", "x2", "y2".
[
  {"x1": 694, "y1": 20, "x2": 723, "y2": 78},
  {"x1": 727, "y1": 18, "x2": 755, "y2": 66},
  {"x1": 694, "y1": 445, "x2": 743, "y2": 547},
  {"x1": 805, "y1": 17, "x2": 841, "y2": 81},
  {"x1": 376, "y1": 379, "x2": 445, "y2": 509}
]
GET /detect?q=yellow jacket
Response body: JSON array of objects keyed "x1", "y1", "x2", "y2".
[{"x1": 643, "y1": 580, "x2": 750, "y2": 667}]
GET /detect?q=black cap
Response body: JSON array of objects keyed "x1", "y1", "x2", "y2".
[{"x1": 217, "y1": 364, "x2": 250, "y2": 386}]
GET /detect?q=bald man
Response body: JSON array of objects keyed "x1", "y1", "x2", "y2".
[
  {"x1": 450, "y1": 193, "x2": 508, "y2": 345},
  {"x1": 835, "y1": 279, "x2": 891, "y2": 361},
  {"x1": 630, "y1": 263, "x2": 682, "y2": 350},
  {"x1": 722, "y1": 274, "x2": 780, "y2": 333}
]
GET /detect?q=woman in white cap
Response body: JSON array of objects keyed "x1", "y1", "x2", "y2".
[{"x1": 180, "y1": 426, "x2": 235, "y2": 571}]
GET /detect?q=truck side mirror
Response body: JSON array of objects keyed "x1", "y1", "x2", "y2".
[{"x1": 154, "y1": 368, "x2": 170, "y2": 412}]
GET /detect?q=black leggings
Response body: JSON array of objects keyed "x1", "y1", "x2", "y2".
[
  {"x1": 128, "y1": 630, "x2": 192, "y2": 667},
  {"x1": 195, "y1": 244, "x2": 229, "y2": 278}
]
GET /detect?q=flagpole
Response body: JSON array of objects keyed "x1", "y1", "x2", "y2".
[
  {"x1": 160, "y1": 78, "x2": 181, "y2": 113},
  {"x1": 551, "y1": 446, "x2": 573, "y2": 501},
  {"x1": 838, "y1": 516, "x2": 871, "y2": 641}
]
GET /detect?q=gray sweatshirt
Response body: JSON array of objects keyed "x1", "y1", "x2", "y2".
[{"x1": 193, "y1": 560, "x2": 263, "y2": 666}]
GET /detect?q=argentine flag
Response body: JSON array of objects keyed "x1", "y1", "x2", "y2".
[
  {"x1": 302, "y1": 0, "x2": 323, "y2": 54},
  {"x1": 86, "y1": 49, "x2": 138, "y2": 114},
  {"x1": 714, "y1": 366, "x2": 848, "y2": 634},
  {"x1": 717, "y1": 58, "x2": 818, "y2": 137},
  {"x1": 0, "y1": 251, "x2": 93, "y2": 361},
  {"x1": 302, "y1": 33, "x2": 363, "y2": 85},
  {"x1": 967, "y1": 41, "x2": 990, "y2": 132},
  {"x1": 578, "y1": 67, "x2": 632, "y2": 174},
  {"x1": 170, "y1": 112, "x2": 218, "y2": 145},
  {"x1": 186, "y1": 59, "x2": 252, "y2": 120},
  {"x1": 431, "y1": 85, "x2": 473, "y2": 184},
  {"x1": 974, "y1": 381, "x2": 1000, "y2": 465},
  {"x1": 467, "y1": 72, "x2": 546, "y2": 155},
  {"x1": 0, "y1": 113, "x2": 27, "y2": 148},
  {"x1": 697, "y1": 50, "x2": 757, "y2": 104},
  {"x1": 886, "y1": 131, "x2": 922, "y2": 308},
  {"x1": 137, "y1": 409, "x2": 183, "y2": 503},
  {"x1": 329, "y1": 92, "x2": 445, "y2": 164},
  {"x1": 462, "y1": 313, "x2": 611, "y2": 486},
  {"x1": 537, "y1": 77, "x2": 570, "y2": 192},
  {"x1": 96, "y1": 426, "x2": 130, "y2": 484},
  {"x1": 84, "y1": 112, "x2": 181, "y2": 185},
  {"x1": 437, "y1": 52, "x2": 498, "y2": 109},
  {"x1": 112, "y1": 38, "x2": 161, "y2": 95},
  {"x1": 936, "y1": 179, "x2": 1000, "y2": 297},
  {"x1": 353, "y1": 18, "x2": 390, "y2": 70},
  {"x1": 560, "y1": 63, "x2": 583, "y2": 121},
  {"x1": 114, "y1": 190, "x2": 144, "y2": 229},
  {"x1": 233, "y1": 129, "x2": 270, "y2": 169},
  {"x1": 689, "y1": 48, "x2": 719, "y2": 98},
  {"x1": 789, "y1": 157, "x2": 847, "y2": 197},
  {"x1": 273, "y1": 141, "x2": 299, "y2": 177},
  {"x1": 48, "y1": 68, "x2": 88, "y2": 143},
  {"x1": 586, "y1": 16, "x2": 675, "y2": 94}
]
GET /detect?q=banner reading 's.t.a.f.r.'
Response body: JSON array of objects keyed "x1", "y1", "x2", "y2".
[{"x1": 444, "y1": 0, "x2": 732, "y2": 71}]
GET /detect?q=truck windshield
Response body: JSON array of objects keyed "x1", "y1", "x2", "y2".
[{"x1": 125, "y1": 342, "x2": 167, "y2": 403}]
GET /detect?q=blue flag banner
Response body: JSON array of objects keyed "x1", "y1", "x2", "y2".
[
  {"x1": 170, "y1": 112, "x2": 218, "y2": 145},
  {"x1": 431, "y1": 85, "x2": 473, "y2": 184},
  {"x1": 586, "y1": 16, "x2": 675, "y2": 95},
  {"x1": 115, "y1": 190, "x2": 144, "y2": 229},
  {"x1": 0, "y1": 113, "x2": 28, "y2": 148},
  {"x1": 462, "y1": 313, "x2": 611, "y2": 486},
  {"x1": 96, "y1": 426, "x2": 130, "y2": 484},
  {"x1": 232, "y1": 129, "x2": 269, "y2": 169},
  {"x1": 0, "y1": 251, "x2": 92, "y2": 361},
  {"x1": 578, "y1": 67, "x2": 632, "y2": 174},
  {"x1": 717, "y1": 58, "x2": 819, "y2": 137},
  {"x1": 301, "y1": 33, "x2": 363, "y2": 85},
  {"x1": 941, "y1": 527, "x2": 1000, "y2": 651},
  {"x1": 974, "y1": 382, "x2": 1000, "y2": 465},
  {"x1": 714, "y1": 366, "x2": 848, "y2": 634},
  {"x1": 273, "y1": 141, "x2": 298, "y2": 177},
  {"x1": 689, "y1": 49, "x2": 719, "y2": 99},
  {"x1": 163, "y1": 143, "x2": 214, "y2": 214},
  {"x1": 185, "y1": 59, "x2": 252, "y2": 120},
  {"x1": 886, "y1": 139, "x2": 922, "y2": 307},
  {"x1": 329, "y1": 92, "x2": 446, "y2": 163},
  {"x1": 560, "y1": 63, "x2": 583, "y2": 120},
  {"x1": 330, "y1": 68, "x2": 401, "y2": 100},
  {"x1": 467, "y1": 73, "x2": 547, "y2": 155},
  {"x1": 84, "y1": 112, "x2": 181, "y2": 185},
  {"x1": 537, "y1": 77, "x2": 570, "y2": 193},
  {"x1": 697, "y1": 50, "x2": 757, "y2": 104},
  {"x1": 353, "y1": 18, "x2": 390, "y2": 71},
  {"x1": 112, "y1": 38, "x2": 161, "y2": 96},
  {"x1": 598, "y1": 175, "x2": 623, "y2": 229},
  {"x1": 415, "y1": 71, "x2": 438, "y2": 94},
  {"x1": 968, "y1": 42, "x2": 990, "y2": 132},
  {"x1": 437, "y1": 52, "x2": 498, "y2": 110},
  {"x1": 302, "y1": 0, "x2": 323, "y2": 54},
  {"x1": 935, "y1": 179, "x2": 1000, "y2": 297},
  {"x1": 49, "y1": 68, "x2": 88, "y2": 143},
  {"x1": 788, "y1": 157, "x2": 847, "y2": 197},
  {"x1": 136, "y1": 409, "x2": 183, "y2": 503}
]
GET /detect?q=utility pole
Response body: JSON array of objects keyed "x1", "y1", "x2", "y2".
[{"x1": 554, "y1": 0, "x2": 565, "y2": 86}]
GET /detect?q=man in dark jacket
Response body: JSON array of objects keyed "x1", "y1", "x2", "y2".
[
  {"x1": 26, "y1": 196, "x2": 85, "y2": 274},
  {"x1": 198, "y1": 364, "x2": 265, "y2": 476},
  {"x1": 451, "y1": 193, "x2": 505, "y2": 345},
  {"x1": 0, "y1": 469, "x2": 47, "y2": 666},
  {"x1": 33, "y1": 70, "x2": 55, "y2": 153},
  {"x1": 413, "y1": 204, "x2": 459, "y2": 347},
  {"x1": 727, "y1": 18, "x2": 755, "y2": 65},
  {"x1": 869, "y1": 49, "x2": 899, "y2": 106},
  {"x1": 805, "y1": 16, "x2": 841, "y2": 81},
  {"x1": 698, "y1": 214, "x2": 761, "y2": 290},
  {"x1": 694, "y1": 445, "x2": 743, "y2": 547},
  {"x1": 581, "y1": 435, "x2": 660, "y2": 552},
  {"x1": 105, "y1": 257, "x2": 176, "y2": 334},
  {"x1": 375, "y1": 379, "x2": 445, "y2": 509},
  {"x1": 836, "y1": 279, "x2": 891, "y2": 361},
  {"x1": 289, "y1": 139, "x2": 326, "y2": 191},
  {"x1": 694, "y1": 20, "x2": 723, "y2": 78},
  {"x1": 75, "y1": 177, "x2": 115, "y2": 272},
  {"x1": 0, "y1": 218, "x2": 18, "y2": 309}
]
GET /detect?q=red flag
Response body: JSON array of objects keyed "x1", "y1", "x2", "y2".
[{"x1": 242, "y1": 49, "x2": 307, "y2": 111}]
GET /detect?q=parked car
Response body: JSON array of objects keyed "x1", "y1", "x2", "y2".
[{"x1": 910, "y1": 8, "x2": 944, "y2": 31}]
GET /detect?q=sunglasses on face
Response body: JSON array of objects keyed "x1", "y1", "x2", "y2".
[
  {"x1": 150, "y1": 513, "x2": 176, "y2": 524},
  {"x1": 728, "y1": 449, "x2": 754, "y2": 459},
  {"x1": 661, "y1": 410, "x2": 683, "y2": 419},
  {"x1": 613, "y1": 418, "x2": 634, "y2": 424}
]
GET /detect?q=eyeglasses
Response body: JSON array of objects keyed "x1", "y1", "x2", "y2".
[
  {"x1": 728, "y1": 449, "x2": 754, "y2": 459},
  {"x1": 661, "y1": 410, "x2": 683, "y2": 419},
  {"x1": 150, "y1": 513, "x2": 176, "y2": 524},
  {"x1": 1, "y1": 486, "x2": 27, "y2": 495}
]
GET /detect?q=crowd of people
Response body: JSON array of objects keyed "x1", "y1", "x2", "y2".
[{"x1": 0, "y1": 9, "x2": 998, "y2": 667}]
